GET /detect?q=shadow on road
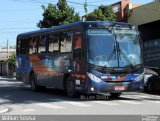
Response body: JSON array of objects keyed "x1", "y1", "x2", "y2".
[{"x1": 0, "y1": 78, "x2": 160, "y2": 110}]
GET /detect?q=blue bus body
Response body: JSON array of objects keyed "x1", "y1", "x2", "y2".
[{"x1": 16, "y1": 21, "x2": 144, "y2": 97}]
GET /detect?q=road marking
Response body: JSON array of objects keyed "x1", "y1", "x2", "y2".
[
  {"x1": 63, "y1": 101, "x2": 92, "y2": 107},
  {"x1": 149, "y1": 95, "x2": 160, "y2": 99},
  {"x1": 0, "y1": 105, "x2": 9, "y2": 114},
  {"x1": 24, "y1": 100, "x2": 64, "y2": 109},
  {"x1": 153, "y1": 101, "x2": 160, "y2": 103},
  {"x1": 93, "y1": 101, "x2": 119, "y2": 105},
  {"x1": 121, "y1": 94, "x2": 153, "y2": 100},
  {"x1": 125, "y1": 94, "x2": 160, "y2": 102},
  {"x1": 0, "y1": 99, "x2": 10, "y2": 103},
  {"x1": 143, "y1": 99, "x2": 160, "y2": 104},
  {"x1": 118, "y1": 100, "x2": 142, "y2": 104},
  {"x1": 22, "y1": 109, "x2": 35, "y2": 112},
  {"x1": 37, "y1": 103, "x2": 64, "y2": 109},
  {"x1": 134, "y1": 95, "x2": 151, "y2": 98},
  {"x1": 49, "y1": 99, "x2": 91, "y2": 107}
]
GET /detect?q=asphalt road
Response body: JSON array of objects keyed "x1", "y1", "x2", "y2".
[{"x1": 0, "y1": 77, "x2": 160, "y2": 115}]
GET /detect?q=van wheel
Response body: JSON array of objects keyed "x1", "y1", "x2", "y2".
[
  {"x1": 66, "y1": 77, "x2": 76, "y2": 97},
  {"x1": 110, "y1": 92, "x2": 122, "y2": 98},
  {"x1": 30, "y1": 73, "x2": 39, "y2": 91}
]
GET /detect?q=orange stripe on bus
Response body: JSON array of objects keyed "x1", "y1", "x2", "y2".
[
  {"x1": 112, "y1": 75, "x2": 130, "y2": 82},
  {"x1": 29, "y1": 55, "x2": 41, "y2": 61}
]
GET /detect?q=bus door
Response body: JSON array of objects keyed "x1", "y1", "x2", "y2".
[{"x1": 73, "y1": 31, "x2": 82, "y2": 73}]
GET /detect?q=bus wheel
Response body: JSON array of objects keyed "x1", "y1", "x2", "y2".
[
  {"x1": 30, "y1": 73, "x2": 39, "y2": 91},
  {"x1": 66, "y1": 77, "x2": 76, "y2": 97},
  {"x1": 110, "y1": 92, "x2": 121, "y2": 98}
]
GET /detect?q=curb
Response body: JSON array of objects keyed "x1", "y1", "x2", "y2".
[{"x1": 0, "y1": 105, "x2": 9, "y2": 114}]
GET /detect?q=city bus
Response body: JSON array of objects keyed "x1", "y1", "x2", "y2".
[{"x1": 16, "y1": 21, "x2": 144, "y2": 98}]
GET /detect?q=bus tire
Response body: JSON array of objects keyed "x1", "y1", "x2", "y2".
[
  {"x1": 30, "y1": 73, "x2": 39, "y2": 92},
  {"x1": 66, "y1": 77, "x2": 76, "y2": 97},
  {"x1": 110, "y1": 92, "x2": 121, "y2": 98}
]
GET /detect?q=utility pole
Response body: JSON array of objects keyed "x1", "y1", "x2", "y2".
[
  {"x1": 7, "y1": 39, "x2": 9, "y2": 77},
  {"x1": 84, "y1": 0, "x2": 88, "y2": 14},
  {"x1": 7, "y1": 39, "x2": 9, "y2": 59},
  {"x1": 82, "y1": 0, "x2": 88, "y2": 22}
]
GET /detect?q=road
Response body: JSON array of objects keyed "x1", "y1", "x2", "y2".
[{"x1": 0, "y1": 78, "x2": 160, "y2": 115}]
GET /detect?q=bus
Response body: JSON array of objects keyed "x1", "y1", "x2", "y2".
[{"x1": 16, "y1": 21, "x2": 144, "y2": 98}]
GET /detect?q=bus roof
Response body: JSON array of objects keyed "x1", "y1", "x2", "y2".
[{"x1": 17, "y1": 21, "x2": 134, "y2": 38}]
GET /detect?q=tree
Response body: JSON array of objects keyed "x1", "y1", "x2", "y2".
[
  {"x1": 8, "y1": 52, "x2": 16, "y2": 67},
  {"x1": 85, "y1": 5, "x2": 116, "y2": 21},
  {"x1": 8, "y1": 52, "x2": 16, "y2": 77},
  {"x1": 37, "y1": 0, "x2": 80, "y2": 28}
]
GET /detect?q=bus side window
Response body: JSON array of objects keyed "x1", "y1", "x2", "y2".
[
  {"x1": 20, "y1": 39, "x2": 28, "y2": 54},
  {"x1": 48, "y1": 32, "x2": 60, "y2": 52},
  {"x1": 38, "y1": 35, "x2": 46, "y2": 53},
  {"x1": 60, "y1": 32, "x2": 72, "y2": 52},
  {"x1": 29, "y1": 37, "x2": 38, "y2": 54},
  {"x1": 17, "y1": 39, "x2": 21, "y2": 54}
]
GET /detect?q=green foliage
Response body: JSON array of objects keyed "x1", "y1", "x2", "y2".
[
  {"x1": 12, "y1": 72, "x2": 16, "y2": 78},
  {"x1": 37, "y1": 0, "x2": 80, "y2": 28},
  {"x1": 85, "y1": 5, "x2": 116, "y2": 21},
  {"x1": 8, "y1": 52, "x2": 16, "y2": 67}
]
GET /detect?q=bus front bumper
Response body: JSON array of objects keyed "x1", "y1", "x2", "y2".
[{"x1": 85, "y1": 80, "x2": 144, "y2": 94}]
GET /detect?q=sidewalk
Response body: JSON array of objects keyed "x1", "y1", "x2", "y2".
[{"x1": 0, "y1": 76, "x2": 16, "y2": 81}]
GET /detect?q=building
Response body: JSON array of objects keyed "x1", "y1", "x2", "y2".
[
  {"x1": 111, "y1": 0, "x2": 141, "y2": 22},
  {"x1": 127, "y1": 1, "x2": 160, "y2": 67},
  {"x1": 0, "y1": 48, "x2": 16, "y2": 76}
]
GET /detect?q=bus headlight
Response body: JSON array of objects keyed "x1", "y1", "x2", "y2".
[
  {"x1": 87, "y1": 73, "x2": 102, "y2": 83},
  {"x1": 134, "y1": 74, "x2": 144, "y2": 81}
]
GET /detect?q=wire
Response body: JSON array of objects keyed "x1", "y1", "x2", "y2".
[
  {"x1": 88, "y1": 0, "x2": 109, "y2": 3},
  {"x1": 0, "y1": 28, "x2": 38, "y2": 30},
  {"x1": 0, "y1": 8, "x2": 41, "y2": 13},
  {"x1": 67, "y1": 1, "x2": 98, "y2": 7},
  {"x1": 9, "y1": 0, "x2": 56, "y2": 5},
  {"x1": 10, "y1": 0, "x2": 99, "y2": 7}
]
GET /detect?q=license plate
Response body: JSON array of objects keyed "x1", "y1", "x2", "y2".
[{"x1": 115, "y1": 86, "x2": 125, "y2": 91}]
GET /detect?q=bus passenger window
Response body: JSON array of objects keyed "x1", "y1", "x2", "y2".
[
  {"x1": 29, "y1": 38, "x2": 33, "y2": 54},
  {"x1": 17, "y1": 40, "x2": 21, "y2": 54},
  {"x1": 60, "y1": 32, "x2": 72, "y2": 52},
  {"x1": 48, "y1": 33, "x2": 60, "y2": 52},
  {"x1": 29, "y1": 38, "x2": 38, "y2": 54},
  {"x1": 20, "y1": 39, "x2": 28, "y2": 54},
  {"x1": 38, "y1": 35, "x2": 46, "y2": 53}
]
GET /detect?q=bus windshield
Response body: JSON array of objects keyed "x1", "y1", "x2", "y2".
[{"x1": 87, "y1": 29, "x2": 141, "y2": 68}]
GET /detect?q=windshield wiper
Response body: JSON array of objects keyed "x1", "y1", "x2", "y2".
[{"x1": 107, "y1": 36, "x2": 134, "y2": 68}]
